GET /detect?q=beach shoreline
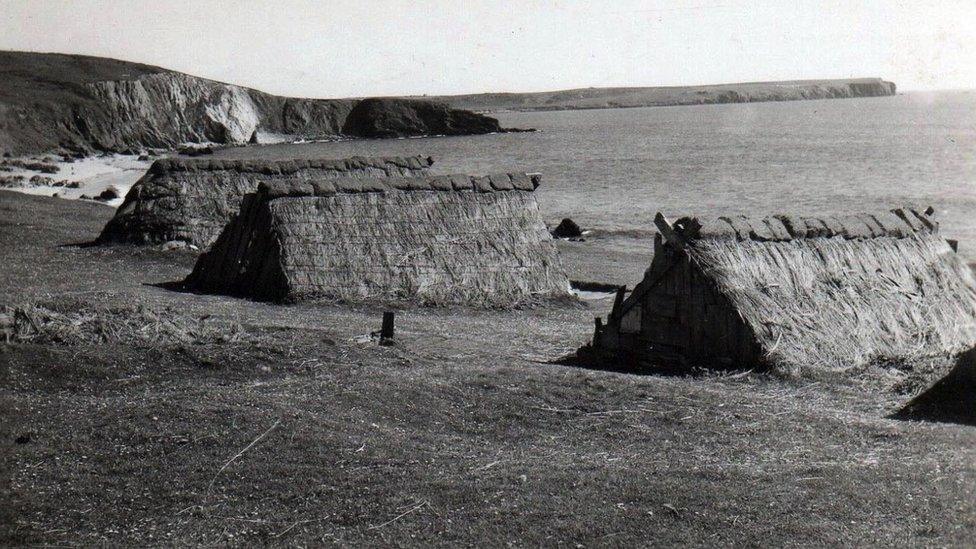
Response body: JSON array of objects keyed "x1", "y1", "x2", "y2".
[{"x1": 1, "y1": 153, "x2": 153, "y2": 207}]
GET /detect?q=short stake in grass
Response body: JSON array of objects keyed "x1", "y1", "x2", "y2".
[{"x1": 379, "y1": 311, "x2": 395, "y2": 346}]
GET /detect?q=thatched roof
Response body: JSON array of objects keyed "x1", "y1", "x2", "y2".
[
  {"x1": 184, "y1": 173, "x2": 569, "y2": 306},
  {"x1": 621, "y1": 207, "x2": 976, "y2": 374},
  {"x1": 97, "y1": 155, "x2": 434, "y2": 247}
]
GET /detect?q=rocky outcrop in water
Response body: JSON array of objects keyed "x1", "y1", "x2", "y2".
[
  {"x1": 551, "y1": 218, "x2": 583, "y2": 238},
  {"x1": 341, "y1": 98, "x2": 502, "y2": 138},
  {"x1": 0, "y1": 51, "x2": 505, "y2": 155}
]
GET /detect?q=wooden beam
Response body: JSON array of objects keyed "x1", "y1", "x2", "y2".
[{"x1": 654, "y1": 212, "x2": 687, "y2": 248}]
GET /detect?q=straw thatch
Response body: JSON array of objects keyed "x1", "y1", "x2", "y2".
[
  {"x1": 1, "y1": 300, "x2": 246, "y2": 346},
  {"x1": 184, "y1": 173, "x2": 570, "y2": 306},
  {"x1": 97, "y1": 155, "x2": 434, "y2": 247},
  {"x1": 593, "y1": 208, "x2": 976, "y2": 375}
]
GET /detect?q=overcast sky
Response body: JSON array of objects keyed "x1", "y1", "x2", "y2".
[{"x1": 2, "y1": 0, "x2": 974, "y2": 97}]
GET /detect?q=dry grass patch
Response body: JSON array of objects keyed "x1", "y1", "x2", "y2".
[{"x1": 3, "y1": 298, "x2": 248, "y2": 346}]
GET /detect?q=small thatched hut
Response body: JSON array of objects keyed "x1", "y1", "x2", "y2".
[
  {"x1": 184, "y1": 173, "x2": 570, "y2": 306},
  {"x1": 97, "y1": 155, "x2": 434, "y2": 247},
  {"x1": 592, "y1": 208, "x2": 976, "y2": 375}
]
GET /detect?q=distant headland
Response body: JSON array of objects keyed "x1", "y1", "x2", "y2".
[{"x1": 417, "y1": 78, "x2": 897, "y2": 113}]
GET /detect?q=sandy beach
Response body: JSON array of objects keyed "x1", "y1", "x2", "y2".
[{"x1": 1, "y1": 154, "x2": 152, "y2": 207}]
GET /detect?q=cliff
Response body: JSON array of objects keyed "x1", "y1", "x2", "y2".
[
  {"x1": 0, "y1": 51, "x2": 504, "y2": 156},
  {"x1": 421, "y1": 78, "x2": 897, "y2": 112}
]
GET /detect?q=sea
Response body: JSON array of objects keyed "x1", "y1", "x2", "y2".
[{"x1": 220, "y1": 91, "x2": 976, "y2": 260}]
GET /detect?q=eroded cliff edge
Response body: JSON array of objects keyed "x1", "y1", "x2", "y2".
[{"x1": 0, "y1": 51, "x2": 506, "y2": 156}]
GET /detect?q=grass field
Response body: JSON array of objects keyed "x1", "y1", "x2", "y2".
[{"x1": 2, "y1": 190, "x2": 975, "y2": 546}]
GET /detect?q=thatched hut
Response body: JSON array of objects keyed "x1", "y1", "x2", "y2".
[
  {"x1": 184, "y1": 173, "x2": 570, "y2": 306},
  {"x1": 97, "y1": 155, "x2": 434, "y2": 247},
  {"x1": 592, "y1": 208, "x2": 976, "y2": 375}
]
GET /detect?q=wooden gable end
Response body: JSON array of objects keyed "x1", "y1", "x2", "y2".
[
  {"x1": 600, "y1": 244, "x2": 762, "y2": 368},
  {"x1": 631, "y1": 252, "x2": 761, "y2": 367}
]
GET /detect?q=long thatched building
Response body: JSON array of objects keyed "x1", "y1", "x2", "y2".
[
  {"x1": 97, "y1": 155, "x2": 434, "y2": 247},
  {"x1": 184, "y1": 173, "x2": 570, "y2": 306},
  {"x1": 593, "y1": 208, "x2": 976, "y2": 375}
]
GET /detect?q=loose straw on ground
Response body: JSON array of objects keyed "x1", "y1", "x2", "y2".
[
  {"x1": 207, "y1": 418, "x2": 282, "y2": 493},
  {"x1": 368, "y1": 500, "x2": 429, "y2": 531}
]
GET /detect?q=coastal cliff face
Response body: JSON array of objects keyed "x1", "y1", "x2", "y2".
[
  {"x1": 428, "y1": 78, "x2": 898, "y2": 112},
  {"x1": 80, "y1": 73, "x2": 264, "y2": 149},
  {"x1": 80, "y1": 73, "x2": 361, "y2": 149},
  {"x1": 706, "y1": 80, "x2": 897, "y2": 104},
  {"x1": 0, "y1": 51, "x2": 501, "y2": 156}
]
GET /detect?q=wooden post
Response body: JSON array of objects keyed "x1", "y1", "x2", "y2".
[{"x1": 380, "y1": 311, "x2": 395, "y2": 345}]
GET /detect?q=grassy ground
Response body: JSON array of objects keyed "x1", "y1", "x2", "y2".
[{"x1": 2, "y1": 190, "x2": 975, "y2": 546}]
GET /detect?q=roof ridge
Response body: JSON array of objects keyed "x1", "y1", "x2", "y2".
[
  {"x1": 257, "y1": 173, "x2": 542, "y2": 199},
  {"x1": 666, "y1": 207, "x2": 938, "y2": 243},
  {"x1": 148, "y1": 155, "x2": 435, "y2": 175}
]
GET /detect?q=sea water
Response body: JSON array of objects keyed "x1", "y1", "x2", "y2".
[{"x1": 218, "y1": 91, "x2": 976, "y2": 259}]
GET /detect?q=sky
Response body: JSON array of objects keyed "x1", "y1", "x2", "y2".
[{"x1": 2, "y1": 0, "x2": 975, "y2": 98}]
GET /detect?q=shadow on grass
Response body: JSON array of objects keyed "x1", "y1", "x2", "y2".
[
  {"x1": 894, "y1": 347, "x2": 976, "y2": 427},
  {"x1": 549, "y1": 344, "x2": 748, "y2": 379},
  {"x1": 58, "y1": 240, "x2": 99, "y2": 248},
  {"x1": 147, "y1": 280, "x2": 227, "y2": 301},
  {"x1": 150, "y1": 280, "x2": 188, "y2": 292}
]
